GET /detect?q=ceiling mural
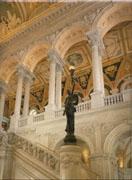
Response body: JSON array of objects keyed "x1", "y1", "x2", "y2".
[
  {"x1": 31, "y1": 86, "x2": 45, "y2": 103},
  {"x1": 66, "y1": 53, "x2": 83, "y2": 67},
  {"x1": 103, "y1": 28, "x2": 123, "y2": 60},
  {"x1": 103, "y1": 61, "x2": 121, "y2": 81},
  {"x1": 0, "y1": 1, "x2": 56, "y2": 37},
  {"x1": 78, "y1": 72, "x2": 91, "y2": 90},
  {"x1": 34, "y1": 59, "x2": 50, "y2": 85}
]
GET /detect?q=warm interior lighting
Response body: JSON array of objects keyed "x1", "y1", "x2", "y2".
[
  {"x1": 82, "y1": 149, "x2": 89, "y2": 164},
  {"x1": 118, "y1": 158, "x2": 124, "y2": 168}
]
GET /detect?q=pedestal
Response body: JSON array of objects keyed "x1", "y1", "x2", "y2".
[
  {"x1": 64, "y1": 134, "x2": 76, "y2": 144},
  {"x1": 60, "y1": 145, "x2": 88, "y2": 179}
]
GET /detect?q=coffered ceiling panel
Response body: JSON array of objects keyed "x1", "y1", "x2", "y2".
[
  {"x1": 103, "y1": 28, "x2": 123, "y2": 60},
  {"x1": 64, "y1": 41, "x2": 91, "y2": 74}
]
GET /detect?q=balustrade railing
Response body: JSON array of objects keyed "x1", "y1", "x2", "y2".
[
  {"x1": 55, "y1": 108, "x2": 64, "y2": 118},
  {"x1": 55, "y1": 100, "x2": 91, "y2": 118},
  {"x1": 15, "y1": 89, "x2": 132, "y2": 129},
  {"x1": 76, "y1": 100, "x2": 91, "y2": 113},
  {"x1": 14, "y1": 134, "x2": 60, "y2": 175},
  {"x1": 104, "y1": 93, "x2": 123, "y2": 106},
  {"x1": 0, "y1": 132, "x2": 60, "y2": 177},
  {"x1": 18, "y1": 117, "x2": 27, "y2": 127},
  {"x1": 33, "y1": 112, "x2": 45, "y2": 123}
]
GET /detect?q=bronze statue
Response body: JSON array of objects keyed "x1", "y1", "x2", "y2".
[{"x1": 63, "y1": 89, "x2": 78, "y2": 143}]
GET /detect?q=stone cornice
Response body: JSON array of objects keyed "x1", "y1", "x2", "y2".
[{"x1": 0, "y1": 2, "x2": 110, "y2": 63}]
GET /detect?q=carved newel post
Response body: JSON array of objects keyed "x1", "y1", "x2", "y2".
[
  {"x1": 0, "y1": 131, "x2": 13, "y2": 179},
  {"x1": 60, "y1": 145, "x2": 88, "y2": 180}
]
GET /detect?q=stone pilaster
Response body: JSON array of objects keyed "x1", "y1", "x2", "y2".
[
  {"x1": 90, "y1": 153, "x2": 118, "y2": 179},
  {"x1": 94, "y1": 123, "x2": 102, "y2": 154},
  {"x1": 86, "y1": 29, "x2": 105, "y2": 108}
]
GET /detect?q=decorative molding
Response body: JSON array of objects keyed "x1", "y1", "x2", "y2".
[{"x1": 0, "y1": 2, "x2": 110, "y2": 62}]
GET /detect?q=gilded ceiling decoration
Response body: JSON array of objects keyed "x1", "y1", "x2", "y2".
[
  {"x1": 0, "y1": 1, "x2": 55, "y2": 37},
  {"x1": 1, "y1": 0, "x2": 131, "y2": 119},
  {"x1": 66, "y1": 53, "x2": 83, "y2": 67}
]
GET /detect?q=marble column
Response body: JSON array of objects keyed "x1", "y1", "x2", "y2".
[
  {"x1": 0, "y1": 81, "x2": 7, "y2": 130},
  {"x1": 14, "y1": 73, "x2": 24, "y2": 117},
  {"x1": 86, "y1": 29, "x2": 105, "y2": 108},
  {"x1": 46, "y1": 49, "x2": 63, "y2": 112},
  {"x1": 22, "y1": 73, "x2": 34, "y2": 117},
  {"x1": 55, "y1": 64, "x2": 62, "y2": 109},
  {"x1": 0, "y1": 81, "x2": 7, "y2": 117},
  {"x1": 48, "y1": 59, "x2": 56, "y2": 110},
  {"x1": 0, "y1": 92, "x2": 5, "y2": 116}
]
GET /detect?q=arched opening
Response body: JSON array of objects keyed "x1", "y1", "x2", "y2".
[
  {"x1": 103, "y1": 21, "x2": 132, "y2": 94},
  {"x1": 30, "y1": 58, "x2": 49, "y2": 113},
  {"x1": 104, "y1": 123, "x2": 132, "y2": 179},
  {"x1": 23, "y1": 43, "x2": 49, "y2": 72},
  {"x1": 93, "y1": 3, "x2": 132, "y2": 38}
]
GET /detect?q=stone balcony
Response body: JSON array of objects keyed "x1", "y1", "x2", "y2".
[{"x1": 8, "y1": 88, "x2": 132, "y2": 149}]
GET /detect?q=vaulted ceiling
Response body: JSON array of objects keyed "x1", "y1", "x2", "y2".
[
  {"x1": 1, "y1": 2, "x2": 132, "y2": 116},
  {"x1": 7, "y1": 21, "x2": 132, "y2": 114}
]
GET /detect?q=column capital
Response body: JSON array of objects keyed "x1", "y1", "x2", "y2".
[
  {"x1": 0, "y1": 80, "x2": 8, "y2": 93},
  {"x1": 48, "y1": 49, "x2": 64, "y2": 69},
  {"x1": 86, "y1": 29, "x2": 105, "y2": 56},
  {"x1": 17, "y1": 65, "x2": 35, "y2": 83}
]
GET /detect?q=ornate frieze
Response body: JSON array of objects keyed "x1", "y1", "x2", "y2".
[{"x1": 0, "y1": 132, "x2": 60, "y2": 175}]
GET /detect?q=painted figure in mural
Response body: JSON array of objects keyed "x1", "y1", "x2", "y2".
[{"x1": 63, "y1": 89, "x2": 78, "y2": 135}]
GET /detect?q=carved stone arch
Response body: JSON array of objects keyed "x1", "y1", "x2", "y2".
[
  {"x1": 0, "y1": 56, "x2": 18, "y2": 83},
  {"x1": 103, "y1": 123, "x2": 131, "y2": 154},
  {"x1": 92, "y1": 3, "x2": 132, "y2": 38},
  {"x1": 53, "y1": 23, "x2": 89, "y2": 59},
  {"x1": 23, "y1": 43, "x2": 50, "y2": 72},
  {"x1": 117, "y1": 75, "x2": 132, "y2": 92},
  {"x1": 120, "y1": 77, "x2": 132, "y2": 91}
]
